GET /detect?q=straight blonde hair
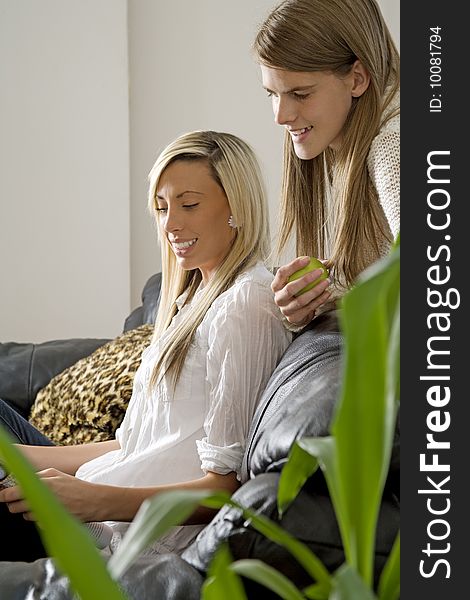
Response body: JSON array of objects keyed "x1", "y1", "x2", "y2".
[
  {"x1": 147, "y1": 130, "x2": 270, "y2": 389},
  {"x1": 254, "y1": 0, "x2": 399, "y2": 288}
]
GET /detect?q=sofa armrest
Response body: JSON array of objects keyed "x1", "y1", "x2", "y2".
[
  {"x1": 123, "y1": 273, "x2": 162, "y2": 332},
  {"x1": 0, "y1": 338, "x2": 109, "y2": 418}
]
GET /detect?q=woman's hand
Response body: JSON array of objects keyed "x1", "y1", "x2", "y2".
[
  {"x1": 272, "y1": 256, "x2": 331, "y2": 327},
  {"x1": 0, "y1": 468, "x2": 104, "y2": 522}
]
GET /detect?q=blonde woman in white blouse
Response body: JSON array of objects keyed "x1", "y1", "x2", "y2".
[
  {"x1": 0, "y1": 131, "x2": 292, "y2": 560},
  {"x1": 253, "y1": 0, "x2": 400, "y2": 328}
]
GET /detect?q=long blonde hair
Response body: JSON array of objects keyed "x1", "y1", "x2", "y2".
[
  {"x1": 254, "y1": 0, "x2": 399, "y2": 288},
  {"x1": 147, "y1": 130, "x2": 270, "y2": 389}
]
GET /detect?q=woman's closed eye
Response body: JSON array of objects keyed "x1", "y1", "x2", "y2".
[
  {"x1": 265, "y1": 90, "x2": 310, "y2": 101},
  {"x1": 291, "y1": 92, "x2": 311, "y2": 101},
  {"x1": 156, "y1": 203, "x2": 199, "y2": 213}
]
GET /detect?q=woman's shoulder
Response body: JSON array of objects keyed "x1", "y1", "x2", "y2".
[
  {"x1": 227, "y1": 261, "x2": 274, "y2": 295},
  {"x1": 213, "y1": 262, "x2": 275, "y2": 310},
  {"x1": 368, "y1": 96, "x2": 400, "y2": 169},
  {"x1": 202, "y1": 262, "x2": 288, "y2": 348},
  {"x1": 378, "y1": 110, "x2": 400, "y2": 138},
  {"x1": 376, "y1": 90, "x2": 400, "y2": 138},
  {"x1": 233, "y1": 261, "x2": 274, "y2": 288}
]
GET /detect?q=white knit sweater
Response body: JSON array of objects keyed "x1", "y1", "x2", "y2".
[{"x1": 367, "y1": 106, "x2": 400, "y2": 244}]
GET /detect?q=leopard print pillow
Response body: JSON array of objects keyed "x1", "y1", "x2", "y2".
[{"x1": 29, "y1": 324, "x2": 154, "y2": 445}]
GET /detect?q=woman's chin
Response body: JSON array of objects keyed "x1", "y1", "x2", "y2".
[
  {"x1": 292, "y1": 143, "x2": 319, "y2": 161},
  {"x1": 174, "y1": 256, "x2": 194, "y2": 271}
]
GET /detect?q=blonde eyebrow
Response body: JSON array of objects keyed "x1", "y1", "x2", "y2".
[{"x1": 156, "y1": 190, "x2": 205, "y2": 200}]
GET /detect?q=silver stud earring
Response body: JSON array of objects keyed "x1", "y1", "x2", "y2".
[{"x1": 228, "y1": 215, "x2": 237, "y2": 229}]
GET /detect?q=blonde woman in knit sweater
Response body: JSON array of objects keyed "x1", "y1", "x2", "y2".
[{"x1": 254, "y1": 0, "x2": 400, "y2": 328}]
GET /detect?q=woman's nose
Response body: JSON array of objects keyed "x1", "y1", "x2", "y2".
[
  {"x1": 273, "y1": 96, "x2": 295, "y2": 125},
  {"x1": 163, "y1": 208, "x2": 183, "y2": 233}
]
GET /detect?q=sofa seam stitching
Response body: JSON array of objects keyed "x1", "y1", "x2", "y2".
[{"x1": 27, "y1": 344, "x2": 35, "y2": 402}]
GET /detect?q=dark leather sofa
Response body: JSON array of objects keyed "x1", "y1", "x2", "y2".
[{"x1": 0, "y1": 273, "x2": 399, "y2": 599}]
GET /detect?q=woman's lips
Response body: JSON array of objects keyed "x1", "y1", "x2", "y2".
[
  {"x1": 289, "y1": 125, "x2": 313, "y2": 142},
  {"x1": 171, "y1": 238, "x2": 197, "y2": 256}
]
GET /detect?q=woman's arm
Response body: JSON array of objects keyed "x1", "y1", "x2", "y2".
[
  {"x1": 2, "y1": 468, "x2": 239, "y2": 524},
  {"x1": 88, "y1": 470, "x2": 239, "y2": 523},
  {"x1": 15, "y1": 439, "x2": 119, "y2": 476}
]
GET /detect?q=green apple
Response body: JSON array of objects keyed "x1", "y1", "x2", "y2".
[{"x1": 288, "y1": 257, "x2": 329, "y2": 296}]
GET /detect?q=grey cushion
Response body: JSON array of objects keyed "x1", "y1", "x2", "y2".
[
  {"x1": 242, "y1": 311, "x2": 342, "y2": 480},
  {"x1": 0, "y1": 554, "x2": 202, "y2": 600}
]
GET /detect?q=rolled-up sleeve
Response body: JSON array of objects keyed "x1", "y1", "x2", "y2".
[{"x1": 196, "y1": 280, "x2": 291, "y2": 479}]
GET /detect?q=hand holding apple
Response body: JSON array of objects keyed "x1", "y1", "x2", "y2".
[{"x1": 287, "y1": 257, "x2": 329, "y2": 296}]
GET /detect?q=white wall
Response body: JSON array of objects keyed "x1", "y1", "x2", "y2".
[
  {"x1": 0, "y1": 0, "x2": 130, "y2": 342},
  {"x1": 379, "y1": 0, "x2": 400, "y2": 50},
  {"x1": 127, "y1": 0, "x2": 284, "y2": 308},
  {"x1": 0, "y1": 0, "x2": 398, "y2": 343}
]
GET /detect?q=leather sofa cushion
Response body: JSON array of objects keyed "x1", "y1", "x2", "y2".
[
  {"x1": 0, "y1": 338, "x2": 109, "y2": 418},
  {"x1": 241, "y1": 311, "x2": 343, "y2": 481}
]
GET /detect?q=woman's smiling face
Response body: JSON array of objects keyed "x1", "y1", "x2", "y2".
[
  {"x1": 156, "y1": 159, "x2": 234, "y2": 284},
  {"x1": 260, "y1": 64, "x2": 363, "y2": 159}
]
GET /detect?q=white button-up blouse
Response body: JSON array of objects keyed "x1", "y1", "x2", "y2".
[{"x1": 75, "y1": 262, "x2": 292, "y2": 553}]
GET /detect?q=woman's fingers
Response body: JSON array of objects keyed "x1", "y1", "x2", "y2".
[
  {"x1": 280, "y1": 277, "x2": 329, "y2": 314},
  {"x1": 0, "y1": 486, "x2": 30, "y2": 515},
  {"x1": 0, "y1": 469, "x2": 97, "y2": 522},
  {"x1": 272, "y1": 256, "x2": 332, "y2": 326},
  {"x1": 283, "y1": 269, "x2": 327, "y2": 303},
  {"x1": 274, "y1": 268, "x2": 329, "y2": 305},
  {"x1": 282, "y1": 282, "x2": 332, "y2": 325},
  {"x1": 271, "y1": 256, "x2": 311, "y2": 293},
  {"x1": 38, "y1": 468, "x2": 100, "y2": 522}
]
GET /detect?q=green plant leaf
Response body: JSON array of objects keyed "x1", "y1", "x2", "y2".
[
  {"x1": 302, "y1": 582, "x2": 331, "y2": 600},
  {"x1": 387, "y1": 300, "x2": 400, "y2": 418},
  {"x1": 295, "y1": 437, "x2": 340, "y2": 513},
  {"x1": 231, "y1": 559, "x2": 305, "y2": 600},
  {"x1": 202, "y1": 544, "x2": 248, "y2": 600},
  {"x1": 329, "y1": 564, "x2": 377, "y2": 600},
  {"x1": 377, "y1": 532, "x2": 400, "y2": 600},
  {"x1": 280, "y1": 436, "x2": 346, "y2": 545},
  {"x1": 277, "y1": 439, "x2": 320, "y2": 517},
  {"x1": 331, "y1": 245, "x2": 400, "y2": 584},
  {"x1": 0, "y1": 425, "x2": 126, "y2": 600},
  {"x1": 108, "y1": 489, "x2": 229, "y2": 579}
]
